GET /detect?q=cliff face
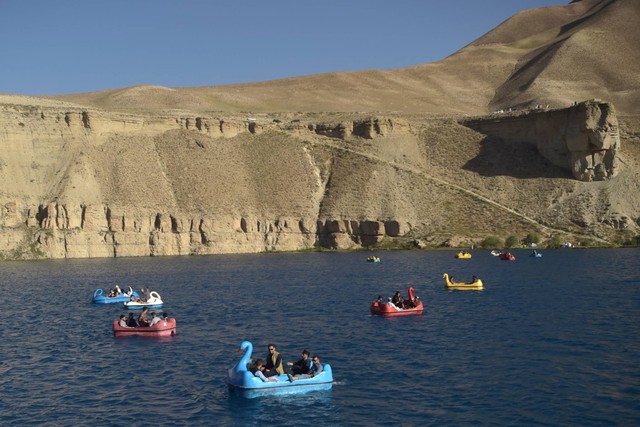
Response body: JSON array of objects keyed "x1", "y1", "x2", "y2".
[
  {"x1": 462, "y1": 100, "x2": 620, "y2": 182},
  {"x1": 1, "y1": 97, "x2": 639, "y2": 259},
  {"x1": 0, "y1": 101, "x2": 415, "y2": 258}
]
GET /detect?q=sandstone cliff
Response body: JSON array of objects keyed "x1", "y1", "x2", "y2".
[
  {"x1": 1, "y1": 95, "x2": 639, "y2": 259},
  {"x1": 2, "y1": 0, "x2": 640, "y2": 259}
]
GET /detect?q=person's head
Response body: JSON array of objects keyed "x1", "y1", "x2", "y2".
[
  {"x1": 120, "y1": 314, "x2": 125, "y2": 320},
  {"x1": 128, "y1": 312, "x2": 135, "y2": 318},
  {"x1": 254, "y1": 358, "x2": 264, "y2": 369},
  {"x1": 312, "y1": 355, "x2": 320, "y2": 364},
  {"x1": 162, "y1": 312, "x2": 168, "y2": 319},
  {"x1": 302, "y1": 350, "x2": 310, "y2": 359},
  {"x1": 394, "y1": 291, "x2": 400, "y2": 296},
  {"x1": 151, "y1": 312, "x2": 156, "y2": 318},
  {"x1": 268, "y1": 344, "x2": 276, "y2": 353}
]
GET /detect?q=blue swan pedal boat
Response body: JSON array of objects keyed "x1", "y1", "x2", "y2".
[
  {"x1": 93, "y1": 287, "x2": 139, "y2": 304},
  {"x1": 226, "y1": 341, "x2": 333, "y2": 397}
]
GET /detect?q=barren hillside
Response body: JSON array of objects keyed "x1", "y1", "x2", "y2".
[{"x1": 0, "y1": 0, "x2": 638, "y2": 259}]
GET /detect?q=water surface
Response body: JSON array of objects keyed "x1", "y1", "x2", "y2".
[{"x1": 0, "y1": 249, "x2": 638, "y2": 426}]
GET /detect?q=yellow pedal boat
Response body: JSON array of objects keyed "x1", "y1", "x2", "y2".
[
  {"x1": 443, "y1": 273, "x2": 483, "y2": 290},
  {"x1": 455, "y1": 251, "x2": 472, "y2": 259}
]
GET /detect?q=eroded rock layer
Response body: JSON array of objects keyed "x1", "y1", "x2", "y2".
[{"x1": 461, "y1": 100, "x2": 620, "y2": 182}]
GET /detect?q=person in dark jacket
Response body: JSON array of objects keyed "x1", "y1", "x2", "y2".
[{"x1": 287, "y1": 350, "x2": 311, "y2": 375}]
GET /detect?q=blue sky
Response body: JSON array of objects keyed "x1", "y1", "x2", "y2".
[{"x1": 0, "y1": 0, "x2": 566, "y2": 96}]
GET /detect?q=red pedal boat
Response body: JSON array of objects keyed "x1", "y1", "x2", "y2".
[
  {"x1": 370, "y1": 287, "x2": 423, "y2": 316},
  {"x1": 112, "y1": 318, "x2": 177, "y2": 337}
]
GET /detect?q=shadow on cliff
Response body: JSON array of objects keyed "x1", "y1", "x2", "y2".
[{"x1": 463, "y1": 136, "x2": 572, "y2": 179}]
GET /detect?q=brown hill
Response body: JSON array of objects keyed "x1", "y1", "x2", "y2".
[{"x1": 45, "y1": 0, "x2": 640, "y2": 116}]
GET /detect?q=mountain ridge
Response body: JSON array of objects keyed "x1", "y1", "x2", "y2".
[{"x1": 0, "y1": 0, "x2": 639, "y2": 259}]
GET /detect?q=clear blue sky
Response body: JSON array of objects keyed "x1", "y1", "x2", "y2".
[{"x1": 0, "y1": 0, "x2": 566, "y2": 96}]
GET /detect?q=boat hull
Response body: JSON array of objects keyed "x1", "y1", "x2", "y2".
[
  {"x1": 93, "y1": 288, "x2": 139, "y2": 304},
  {"x1": 112, "y1": 319, "x2": 176, "y2": 337},
  {"x1": 443, "y1": 273, "x2": 484, "y2": 291},
  {"x1": 226, "y1": 341, "x2": 333, "y2": 396},
  {"x1": 370, "y1": 301, "x2": 424, "y2": 316},
  {"x1": 123, "y1": 291, "x2": 164, "y2": 309}
]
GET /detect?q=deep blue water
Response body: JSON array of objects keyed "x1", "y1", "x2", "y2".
[{"x1": 0, "y1": 249, "x2": 639, "y2": 426}]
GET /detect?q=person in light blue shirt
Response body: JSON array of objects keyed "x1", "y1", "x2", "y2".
[{"x1": 251, "y1": 359, "x2": 278, "y2": 383}]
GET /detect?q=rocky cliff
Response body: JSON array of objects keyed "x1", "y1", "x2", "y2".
[
  {"x1": 462, "y1": 100, "x2": 620, "y2": 182},
  {"x1": 1, "y1": 95, "x2": 638, "y2": 259}
]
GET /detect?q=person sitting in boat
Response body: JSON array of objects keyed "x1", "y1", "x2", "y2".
[
  {"x1": 138, "y1": 287, "x2": 150, "y2": 303},
  {"x1": 114, "y1": 284, "x2": 122, "y2": 296},
  {"x1": 138, "y1": 307, "x2": 151, "y2": 327},
  {"x1": 286, "y1": 349, "x2": 311, "y2": 375},
  {"x1": 373, "y1": 295, "x2": 384, "y2": 307},
  {"x1": 467, "y1": 275, "x2": 478, "y2": 284},
  {"x1": 149, "y1": 312, "x2": 161, "y2": 326},
  {"x1": 406, "y1": 294, "x2": 420, "y2": 308},
  {"x1": 292, "y1": 355, "x2": 324, "y2": 381},
  {"x1": 251, "y1": 359, "x2": 278, "y2": 383},
  {"x1": 264, "y1": 343, "x2": 285, "y2": 377},
  {"x1": 118, "y1": 314, "x2": 129, "y2": 328},
  {"x1": 108, "y1": 288, "x2": 116, "y2": 298},
  {"x1": 126, "y1": 312, "x2": 138, "y2": 327},
  {"x1": 391, "y1": 291, "x2": 404, "y2": 309},
  {"x1": 162, "y1": 312, "x2": 169, "y2": 321}
]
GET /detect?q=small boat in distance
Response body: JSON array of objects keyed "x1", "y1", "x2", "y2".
[
  {"x1": 370, "y1": 287, "x2": 423, "y2": 316},
  {"x1": 93, "y1": 287, "x2": 139, "y2": 304},
  {"x1": 124, "y1": 291, "x2": 164, "y2": 309},
  {"x1": 443, "y1": 273, "x2": 484, "y2": 291},
  {"x1": 367, "y1": 256, "x2": 381, "y2": 263},
  {"x1": 529, "y1": 250, "x2": 543, "y2": 258},
  {"x1": 112, "y1": 317, "x2": 176, "y2": 337},
  {"x1": 499, "y1": 252, "x2": 516, "y2": 261},
  {"x1": 455, "y1": 251, "x2": 472, "y2": 259}
]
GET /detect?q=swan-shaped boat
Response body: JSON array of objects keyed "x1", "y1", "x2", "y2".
[
  {"x1": 455, "y1": 251, "x2": 472, "y2": 259},
  {"x1": 490, "y1": 250, "x2": 501, "y2": 256},
  {"x1": 112, "y1": 317, "x2": 176, "y2": 337},
  {"x1": 93, "y1": 287, "x2": 139, "y2": 304},
  {"x1": 226, "y1": 341, "x2": 333, "y2": 396},
  {"x1": 443, "y1": 273, "x2": 483, "y2": 291},
  {"x1": 529, "y1": 251, "x2": 543, "y2": 258},
  {"x1": 124, "y1": 291, "x2": 164, "y2": 309},
  {"x1": 370, "y1": 287, "x2": 423, "y2": 316}
]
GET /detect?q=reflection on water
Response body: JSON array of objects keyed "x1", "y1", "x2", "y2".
[{"x1": 0, "y1": 249, "x2": 639, "y2": 426}]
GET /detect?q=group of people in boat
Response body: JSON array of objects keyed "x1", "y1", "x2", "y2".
[
  {"x1": 376, "y1": 290, "x2": 420, "y2": 310},
  {"x1": 118, "y1": 308, "x2": 168, "y2": 328},
  {"x1": 250, "y1": 343, "x2": 324, "y2": 383},
  {"x1": 107, "y1": 285, "x2": 153, "y2": 303},
  {"x1": 107, "y1": 285, "x2": 133, "y2": 298},
  {"x1": 130, "y1": 287, "x2": 152, "y2": 303}
]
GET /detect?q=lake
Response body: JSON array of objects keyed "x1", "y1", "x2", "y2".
[{"x1": 0, "y1": 249, "x2": 638, "y2": 426}]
